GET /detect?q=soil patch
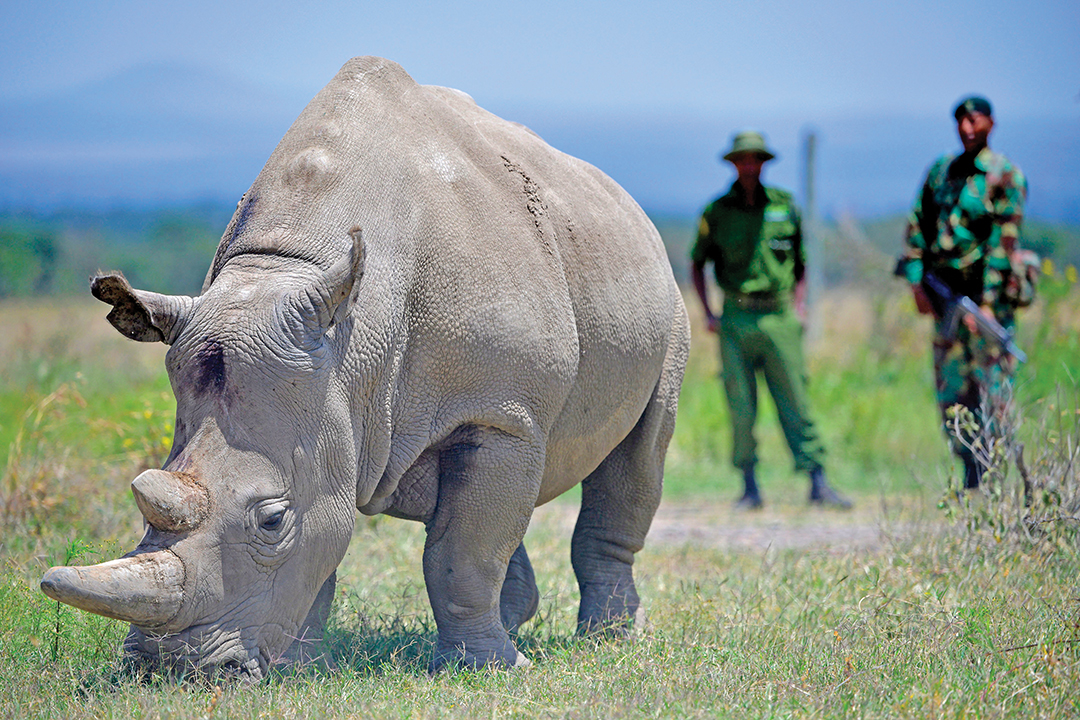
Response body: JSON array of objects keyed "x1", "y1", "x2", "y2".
[
  {"x1": 647, "y1": 503, "x2": 891, "y2": 553},
  {"x1": 530, "y1": 498, "x2": 919, "y2": 554}
]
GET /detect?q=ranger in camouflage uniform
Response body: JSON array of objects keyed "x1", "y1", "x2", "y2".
[
  {"x1": 691, "y1": 131, "x2": 851, "y2": 509},
  {"x1": 897, "y1": 96, "x2": 1028, "y2": 489}
]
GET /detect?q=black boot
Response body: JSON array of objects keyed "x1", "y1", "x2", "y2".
[
  {"x1": 808, "y1": 467, "x2": 853, "y2": 509},
  {"x1": 735, "y1": 466, "x2": 763, "y2": 509}
]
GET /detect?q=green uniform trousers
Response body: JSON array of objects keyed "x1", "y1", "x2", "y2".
[{"x1": 718, "y1": 302, "x2": 826, "y2": 473}]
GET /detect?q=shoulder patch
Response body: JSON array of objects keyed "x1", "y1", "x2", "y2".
[{"x1": 764, "y1": 186, "x2": 793, "y2": 203}]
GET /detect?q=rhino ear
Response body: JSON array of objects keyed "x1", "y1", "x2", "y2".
[
  {"x1": 326, "y1": 226, "x2": 366, "y2": 328},
  {"x1": 91, "y1": 274, "x2": 195, "y2": 345}
]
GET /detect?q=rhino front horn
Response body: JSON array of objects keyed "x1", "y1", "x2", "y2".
[
  {"x1": 40, "y1": 550, "x2": 185, "y2": 628},
  {"x1": 131, "y1": 469, "x2": 209, "y2": 533}
]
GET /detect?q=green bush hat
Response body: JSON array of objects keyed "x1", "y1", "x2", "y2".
[
  {"x1": 953, "y1": 95, "x2": 993, "y2": 120},
  {"x1": 721, "y1": 131, "x2": 776, "y2": 162}
]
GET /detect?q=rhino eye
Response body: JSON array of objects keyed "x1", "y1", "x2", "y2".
[
  {"x1": 261, "y1": 511, "x2": 284, "y2": 531},
  {"x1": 250, "y1": 499, "x2": 292, "y2": 541},
  {"x1": 248, "y1": 499, "x2": 296, "y2": 564}
]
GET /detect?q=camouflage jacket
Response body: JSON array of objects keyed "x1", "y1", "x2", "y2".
[
  {"x1": 691, "y1": 182, "x2": 804, "y2": 297},
  {"x1": 899, "y1": 147, "x2": 1027, "y2": 307}
]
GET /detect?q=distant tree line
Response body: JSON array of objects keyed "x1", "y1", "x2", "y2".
[
  {"x1": 0, "y1": 223, "x2": 58, "y2": 296},
  {"x1": 1, "y1": 205, "x2": 1078, "y2": 299},
  {"x1": 0, "y1": 204, "x2": 231, "y2": 298},
  {"x1": 654, "y1": 212, "x2": 1080, "y2": 289}
]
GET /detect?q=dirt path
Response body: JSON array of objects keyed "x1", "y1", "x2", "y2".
[
  {"x1": 647, "y1": 503, "x2": 896, "y2": 553},
  {"x1": 530, "y1": 498, "x2": 920, "y2": 554}
]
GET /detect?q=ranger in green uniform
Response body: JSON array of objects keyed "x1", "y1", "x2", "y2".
[
  {"x1": 691, "y1": 131, "x2": 851, "y2": 509},
  {"x1": 897, "y1": 96, "x2": 1029, "y2": 490}
]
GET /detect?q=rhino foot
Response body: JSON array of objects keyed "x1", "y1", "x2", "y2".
[
  {"x1": 576, "y1": 581, "x2": 640, "y2": 637},
  {"x1": 428, "y1": 640, "x2": 530, "y2": 674}
]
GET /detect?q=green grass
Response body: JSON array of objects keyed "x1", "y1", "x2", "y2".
[{"x1": 1, "y1": 273, "x2": 1078, "y2": 718}]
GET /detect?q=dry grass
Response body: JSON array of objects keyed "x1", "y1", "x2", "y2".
[{"x1": 0, "y1": 297, "x2": 166, "y2": 380}]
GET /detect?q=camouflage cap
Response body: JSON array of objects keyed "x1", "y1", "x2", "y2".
[
  {"x1": 721, "y1": 131, "x2": 776, "y2": 162},
  {"x1": 953, "y1": 96, "x2": 993, "y2": 120}
]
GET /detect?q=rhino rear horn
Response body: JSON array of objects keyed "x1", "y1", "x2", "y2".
[
  {"x1": 91, "y1": 273, "x2": 195, "y2": 345},
  {"x1": 131, "y1": 469, "x2": 210, "y2": 533},
  {"x1": 40, "y1": 550, "x2": 185, "y2": 628}
]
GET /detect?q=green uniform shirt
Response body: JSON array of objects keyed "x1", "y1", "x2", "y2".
[
  {"x1": 900, "y1": 147, "x2": 1027, "y2": 307},
  {"x1": 691, "y1": 182, "x2": 804, "y2": 297}
]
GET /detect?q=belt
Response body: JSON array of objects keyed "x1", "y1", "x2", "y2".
[{"x1": 724, "y1": 292, "x2": 783, "y2": 313}]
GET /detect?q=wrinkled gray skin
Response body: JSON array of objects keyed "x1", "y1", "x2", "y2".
[{"x1": 40, "y1": 57, "x2": 689, "y2": 678}]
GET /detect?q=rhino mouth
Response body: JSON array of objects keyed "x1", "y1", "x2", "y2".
[{"x1": 124, "y1": 625, "x2": 274, "y2": 681}]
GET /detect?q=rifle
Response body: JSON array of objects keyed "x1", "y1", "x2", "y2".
[{"x1": 921, "y1": 272, "x2": 1027, "y2": 363}]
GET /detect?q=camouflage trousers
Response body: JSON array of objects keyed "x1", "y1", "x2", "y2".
[{"x1": 933, "y1": 316, "x2": 1017, "y2": 463}]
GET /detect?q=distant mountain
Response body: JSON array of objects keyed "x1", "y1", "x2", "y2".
[
  {"x1": 0, "y1": 63, "x2": 307, "y2": 208},
  {"x1": 1, "y1": 63, "x2": 302, "y2": 139},
  {"x1": 1, "y1": 62, "x2": 1077, "y2": 224}
]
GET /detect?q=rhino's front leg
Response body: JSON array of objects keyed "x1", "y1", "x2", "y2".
[
  {"x1": 282, "y1": 570, "x2": 337, "y2": 670},
  {"x1": 423, "y1": 426, "x2": 542, "y2": 672}
]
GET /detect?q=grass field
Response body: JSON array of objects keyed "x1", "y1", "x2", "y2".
[{"x1": 1, "y1": 272, "x2": 1078, "y2": 718}]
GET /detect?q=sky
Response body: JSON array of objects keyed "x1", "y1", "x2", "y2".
[
  {"x1": 1, "y1": 0, "x2": 1078, "y2": 218},
  {"x1": 4, "y1": 0, "x2": 1076, "y2": 116}
]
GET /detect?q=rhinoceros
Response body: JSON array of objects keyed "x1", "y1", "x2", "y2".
[{"x1": 41, "y1": 56, "x2": 689, "y2": 678}]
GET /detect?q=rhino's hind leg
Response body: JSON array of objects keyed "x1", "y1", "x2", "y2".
[
  {"x1": 424, "y1": 426, "x2": 542, "y2": 672},
  {"x1": 500, "y1": 542, "x2": 539, "y2": 633},
  {"x1": 571, "y1": 370, "x2": 680, "y2": 636}
]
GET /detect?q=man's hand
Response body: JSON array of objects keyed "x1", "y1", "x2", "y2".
[
  {"x1": 963, "y1": 303, "x2": 996, "y2": 335},
  {"x1": 794, "y1": 279, "x2": 808, "y2": 325},
  {"x1": 692, "y1": 261, "x2": 720, "y2": 334},
  {"x1": 911, "y1": 283, "x2": 934, "y2": 315}
]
